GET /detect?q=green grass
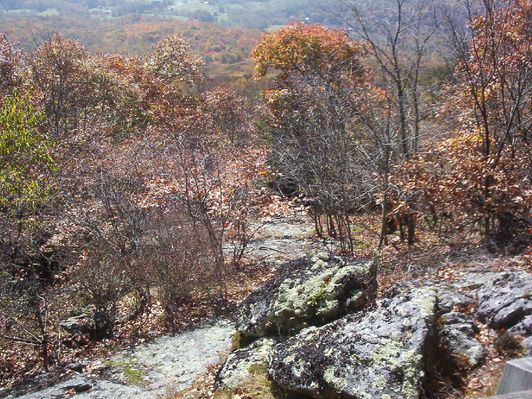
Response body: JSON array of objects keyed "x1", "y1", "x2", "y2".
[{"x1": 123, "y1": 364, "x2": 143, "y2": 385}]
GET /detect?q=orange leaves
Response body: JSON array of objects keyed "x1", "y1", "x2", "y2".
[
  {"x1": 253, "y1": 23, "x2": 370, "y2": 138},
  {"x1": 454, "y1": 0, "x2": 531, "y2": 149},
  {"x1": 252, "y1": 23, "x2": 364, "y2": 80}
]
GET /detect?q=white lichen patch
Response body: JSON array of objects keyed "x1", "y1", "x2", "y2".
[
  {"x1": 410, "y1": 288, "x2": 438, "y2": 317},
  {"x1": 291, "y1": 358, "x2": 308, "y2": 378}
]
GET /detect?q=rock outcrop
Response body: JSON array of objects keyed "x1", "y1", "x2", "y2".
[
  {"x1": 439, "y1": 312, "x2": 486, "y2": 370},
  {"x1": 218, "y1": 267, "x2": 532, "y2": 398},
  {"x1": 476, "y1": 271, "x2": 532, "y2": 331},
  {"x1": 7, "y1": 322, "x2": 234, "y2": 399},
  {"x1": 235, "y1": 255, "x2": 376, "y2": 338},
  {"x1": 268, "y1": 286, "x2": 437, "y2": 399},
  {"x1": 59, "y1": 314, "x2": 92, "y2": 335},
  {"x1": 215, "y1": 338, "x2": 277, "y2": 390}
]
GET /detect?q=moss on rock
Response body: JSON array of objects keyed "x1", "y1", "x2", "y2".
[
  {"x1": 236, "y1": 257, "x2": 376, "y2": 338},
  {"x1": 268, "y1": 286, "x2": 438, "y2": 399}
]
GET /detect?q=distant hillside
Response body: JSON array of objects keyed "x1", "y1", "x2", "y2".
[
  {"x1": 0, "y1": 13, "x2": 260, "y2": 82},
  {"x1": 0, "y1": 0, "x2": 459, "y2": 81},
  {"x1": 0, "y1": 0, "x2": 346, "y2": 30},
  {"x1": 0, "y1": 0, "x2": 341, "y2": 81}
]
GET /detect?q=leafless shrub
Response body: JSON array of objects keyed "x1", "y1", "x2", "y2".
[
  {"x1": 145, "y1": 208, "x2": 226, "y2": 328},
  {"x1": 268, "y1": 82, "x2": 378, "y2": 252},
  {"x1": 75, "y1": 251, "x2": 133, "y2": 340},
  {"x1": 0, "y1": 272, "x2": 52, "y2": 369},
  {"x1": 72, "y1": 170, "x2": 150, "y2": 338}
]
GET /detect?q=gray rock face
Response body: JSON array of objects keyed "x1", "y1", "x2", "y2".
[
  {"x1": 215, "y1": 338, "x2": 277, "y2": 390},
  {"x1": 268, "y1": 287, "x2": 438, "y2": 399},
  {"x1": 235, "y1": 256, "x2": 376, "y2": 338},
  {"x1": 523, "y1": 336, "x2": 532, "y2": 356},
  {"x1": 456, "y1": 270, "x2": 508, "y2": 290},
  {"x1": 476, "y1": 271, "x2": 532, "y2": 330},
  {"x1": 8, "y1": 321, "x2": 234, "y2": 399},
  {"x1": 440, "y1": 312, "x2": 486, "y2": 370},
  {"x1": 436, "y1": 288, "x2": 476, "y2": 313},
  {"x1": 509, "y1": 314, "x2": 532, "y2": 336},
  {"x1": 10, "y1": 377, "x2": 149, "y2": 399}
]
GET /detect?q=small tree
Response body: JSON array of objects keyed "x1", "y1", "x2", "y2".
[
  {"x1": 446, "y1": 0, "x2": 531, "y2": 242},
  {"x1": 146, "y1": 208, "x2": 223, "y2": 328},
  {"x1": 76, "y1": 252, "x2": 133, "y2": 340},
  {"x1": 392, "y1": 0, "x2": 531, "y2": 251},
  {"x1": 74, "y1": 169, "x2": 151, "y2": 338},
  {"x1": 145, "y1": 34, "x2": 205, "y2": 87},
  {"x1": 347, "y1": 0, "x2": 438, "y2": 159},
  {"x1": 346, "y1": 0, "x2": 440, "y2": 247},
  {"x1": 0, "y1": 92, "x2": 56, "y2": 255},
  {"x1": 30, "y1": 34, "x2": 89, "y2": 137},
  {"x1": 0, "y1": 92, "x2": 57, "y2": 369},
  {"x1": 253, "y1": 24, "x2": 377, "y2": 251}
]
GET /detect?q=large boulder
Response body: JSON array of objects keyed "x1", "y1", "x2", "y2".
[
  {"x1": 235, "y1": 255, "x2": 376, "y2": 338},
  {"x1": 476, "y1": 271, "x2": 532, "y2": 330},
  {"x1": 60, "y1": 314, "x2": 92, "y2": 335},
  {"x1": 508, "y1": 314, "x2": 532, "y2": 336},
  {"x1": 434, "y1": 286, "x2": 476, "y2": 313},
  {"x1": 268, "y1": 286, "x2": 438, "y2": 399}
]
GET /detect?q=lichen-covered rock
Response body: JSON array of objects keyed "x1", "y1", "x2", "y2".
[
  {"x1": 439, "y1": 312, "x2": 486, "y2": 370},
  {"x1": 7, "y1": 322, "x2": 234, "y2": 399},
  {"x1": 476, "y1": 271, "x2": 532, "y2": 330},
  {"x1": 235, "y1": 256, "x2": 376, "y2": 338},
  {"x1": 215, "y1": 338, "x2": 277, "y2": 390},
  {"x1": 268, "y1": 286, "x2": 437, "y2": 399}
]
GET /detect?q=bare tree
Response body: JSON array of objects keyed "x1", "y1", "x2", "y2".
[
  {"x1": 269, "y1": 79, "x2": 378, "y2": 252},
  {"x1": 347, "y1": 0, "x2": 438, "y2": 158},
  {"x1": 345, "y1": 0, "x2": 439, "y2": 246}
]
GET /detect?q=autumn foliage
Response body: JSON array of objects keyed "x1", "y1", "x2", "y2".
[
  {"x1": 388, "y1": 0, "x2": 531, "y2": 251},
  {"x1": 252, "y1": 23, "x2": 364, "y2": 79},
  {"x1": 0, "y1": 30, "x2": 263, "y2": 383},
  {"x1": 0, "y1": 0, "x2": 530, "y2": 392}
]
